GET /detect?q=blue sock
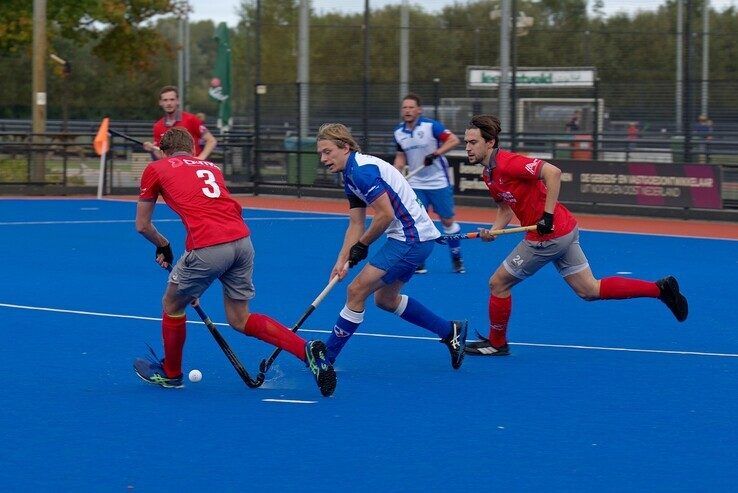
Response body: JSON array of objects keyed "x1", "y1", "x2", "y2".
[
  {"x1": 395, "y1": 295, "x2": 451, "y2": 339},
  {"x1": 443, "y1": 222, "x2": 462, "y2": 260},
  {"x1": 448, "y1": 239, "x2": 461, "y2": 259},
  {"x1": 325, "y1": 305, "x2": 364, "y2": 363}
]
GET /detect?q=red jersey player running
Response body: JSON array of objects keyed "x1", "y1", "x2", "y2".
[
  {"x1": 143, "y1": 85, "x2": 217, "y2": 161},
  {"x1": 462, "y1": 115, "x2": 688, "y2": 356},
  {"x1": 133, "y1": 127, "x2": 336, "y2": 396}
]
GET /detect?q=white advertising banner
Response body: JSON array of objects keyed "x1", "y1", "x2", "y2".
[{"x1": 467, "y1": 67, "x2": 596, "y2": 89}]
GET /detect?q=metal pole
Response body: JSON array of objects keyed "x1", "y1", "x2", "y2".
[
  {"x1": 254, "y1": 0, "x2": 262, "y2": 194},
  {"x1": 498, "y1": 0, "x2": 511, "y2": 141},
  {"x1": 363, "y1": 0, "x2": 370, "y2": 151},
  {"x1": 32, "y1": 0, "x2": 46, "y2": 182},
  {"x1": 296, "y1": 81, "x2": 302, "y2": 196},
  {"x1": 474, "y1": 27, "x2": 480, "y2": 65},
  {"x1": 683, "y1": 0, "x2": 693, "y2": 162},
  {"x1": 676, "y1": 0, "x2": 683, "y2": 133},
  {"x1": 298, "y1": 0, "x2": 310, "y2": 139},
  {"x1": 593, "y1": 78, "x2": 600, "y2": 160},
  {"x1": 433, "y1": 78, "x2": 440, "y2": 119},
  {"x1": 185, "y1": 15, "x2": 190, "y2": 109},
  {"x1": 701, "y1": 0, "x2": 709, "y2": 117},
  {"x1": 510, "y1": 0, "x2": 517, "y2": 150},
  {"x1": 178, "y1": 16, "x2": 185, "y2": 106},
  {"x1": 399, "y1": 0, "x2": 409, "y2": 100}
]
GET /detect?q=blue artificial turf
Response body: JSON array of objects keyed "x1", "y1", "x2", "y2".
[{"x1": 1, "y1": 198, "x2": 736, "y2": 491}]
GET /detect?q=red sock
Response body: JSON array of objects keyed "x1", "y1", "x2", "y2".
[
  {"x1": 488, "y1": 295, "x2": 512, "y2": 347},
  {"x1": 244, "y1": 313, "x2": 306, "y2": 360},
  {"x1": 599, "y1": 277, "x2": 660, "y2": 299},
  {"x1": 162, "y1": 312, "x2": 186, "y2": 377}
]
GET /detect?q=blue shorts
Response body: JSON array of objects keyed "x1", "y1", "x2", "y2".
[
  {"x1": 414, "y1": 186, "x2": 455, "y2": 219},
  {"x1": 369, "y1": 238, "x2": 435, "y2": 284}
]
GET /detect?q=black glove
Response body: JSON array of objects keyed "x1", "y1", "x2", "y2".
[
  {"x1": 155, "y1": 243, "x2": 174, "y2": 264},
  {"x1": 423, "y1": 153, "x2": 437, "y2": 166},
  {"x1": 536, "y1": 212, "x2": 554, "y2": 235},
  {"x1": 348, "y1": 241, "x2": 369, "y2": 267}
]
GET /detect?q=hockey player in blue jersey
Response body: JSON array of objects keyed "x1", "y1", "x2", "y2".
[
  {"x1": 316, "y1": 122, "x2": 468, "y2": 370},
  {"x1": 393, "y1": 93, "x2": 464, "y2": 274}
]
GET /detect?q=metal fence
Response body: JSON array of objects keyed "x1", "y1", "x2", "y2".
[{"x1": 3, "y1": 128, "x2": 736, "y2": 218}]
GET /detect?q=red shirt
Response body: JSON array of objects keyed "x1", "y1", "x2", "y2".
[
  {"x1": 153, "y1": 111, "x2": 208, "y2": 156},
  {"x1": 139, "y1": 154, "x2": 249, "y2": 251},
  {"x1": 482, "y1": 149, "x2": 577, "y2": 241}
]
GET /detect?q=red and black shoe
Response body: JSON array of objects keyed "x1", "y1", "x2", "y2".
[
  {"x1": 464, "y1": 331, "x2": 510, "y2": 356},
  {"x1": 656, "y1": 276, "x2": 688, "y2": 322}
]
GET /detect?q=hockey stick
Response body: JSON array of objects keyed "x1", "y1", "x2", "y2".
[
  {"x1": 251, "y1": 262, "x2": 348, "y2": 387},
  {"x1": 436, "y1": 225, "x2": 537, "y2": 243},
  {"x1": 405, "y1": 163, "x2": 431, "y2": 180},
  {"x1": 109, "y1": 128, "x2": 145, "y2": 146},
  {"x1": 165, "y1": 266, "x2": 261, "y2": 388}
]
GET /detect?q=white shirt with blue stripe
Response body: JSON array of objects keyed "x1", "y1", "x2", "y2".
[
  {"x1": 393, "y1": 116, "x2": 452, "y2": 190},
  {"x1": 343, "y1": 152, "x2": 441, "y2": 243}
]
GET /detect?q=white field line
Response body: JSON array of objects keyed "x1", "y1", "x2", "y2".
[
  {"x1": 0, "y1": 216, "x2": 347, "y2": 226},
  {"x1": 1, "y1": 302, "x2": 736, "y2": 359},
  {"x1": 1, "y1": 196, "x2": 735, "y2": 241},
  {"x1": 262, "y1": 399, "x2": 316, "y2": 404},
  {"x1": 0, "y1": 214, "x2": 733, "y2": 241}
]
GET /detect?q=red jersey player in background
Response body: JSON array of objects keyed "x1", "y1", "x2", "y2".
[
  {"x1": 133, "y1": 127, "x2": 336, "y2": 396},
  {"x1": 462, "y1": 115, "x2": 688, "y2": 356},
  {"x1": 143, "y1": 85, "x2": 217, "y2": 161}
]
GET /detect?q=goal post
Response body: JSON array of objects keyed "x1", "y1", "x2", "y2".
[{"x1": 516, "y1": 97, "x2": 605, "y2": 134}]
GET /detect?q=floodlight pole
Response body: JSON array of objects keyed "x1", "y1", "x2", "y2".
[
  {"x1": 498, "y1": 0, "x2": 511, "y2": 143},
  {"x1": 32, "y1": 0, "x2": 47, "y2": 182},
  {"x1": 683, "y1": 0, "x2": 693, "y2": 162},
  {"x1": 676, "y1": 0, "x2": 683, "y2": 133},
  {"x1": 363, "y1": 0, "x2": 370, "y2": 151},
  {"x1": 254, "y1": 0, "x2": 262, "y2": 194},
  {"x1": 701, "y1": 0, "x2": 709, "y2": 118},
  {"x1": 298, "y1": 0, "x2": 310, "y2": 139},
  {"x1": 399, "y1": 0, "x2": 409, "y2": 100},
  {"x1": 510, "y1": 0, "x2": 517, "y2": 150}
]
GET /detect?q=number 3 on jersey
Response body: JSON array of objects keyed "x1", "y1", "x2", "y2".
[{"x1": 196, "y1": 169, "x2": 221, "y2": 198}]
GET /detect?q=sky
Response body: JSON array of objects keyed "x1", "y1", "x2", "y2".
[{"x1": 187, "y1": 0, "x2": 736, "y2": 26}]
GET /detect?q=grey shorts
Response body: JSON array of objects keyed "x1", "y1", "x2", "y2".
[
  {"x1": 169, "y1": 236, "x2": 255, "y2": 301},
  {"x1": 502, "y1": 226, "x2": 589, "y2": 280}
]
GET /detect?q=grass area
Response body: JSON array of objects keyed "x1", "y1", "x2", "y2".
[
  {"x1": 0, "y1": 156, "x2": 98, "y2": 185},
  {"x1": 709, "y1": 154, "x2": 738, "y2": 166}
]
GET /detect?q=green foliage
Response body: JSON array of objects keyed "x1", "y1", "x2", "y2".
[
  {"x1": 0, "y1": 0, "x2": 188, "y2": 71},
  {"x1": 2, "y1": 0, "x2": 738, "y2": 121}
]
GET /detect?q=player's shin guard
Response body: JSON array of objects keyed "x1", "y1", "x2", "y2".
[
  {"x1": 326, "y1": 305, "x2": 364, "y2": 363},
  {"x1": 162, "y1": 311, "x2": 186, "y2": 378},
  {"x1": 244, "y1": 313, "x2": 306, "y2": 360},
  {"x1": 396, "y1": 295, "x2": 452, "y2": 339},
  {"x1": 488, "y1": 295, "x2": 511, "y2": 347},
  {"x1": 599, "y1": 277, "x2": 660, "y2": 299},
  {"x1": 443, "y1": 222, "x2": 462, "y2": 258}
]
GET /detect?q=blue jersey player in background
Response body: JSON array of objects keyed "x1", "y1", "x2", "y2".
[
  {"x1": 393, "y1": 93, "x2": 464, "y2": 274},
  {"x1": 316, "y1": 123, "x2": 468, "y2": 370}
]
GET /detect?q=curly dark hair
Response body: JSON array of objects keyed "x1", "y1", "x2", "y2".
[{"x1": 159, "y1": 127, "x2": 194, "y2": 155}]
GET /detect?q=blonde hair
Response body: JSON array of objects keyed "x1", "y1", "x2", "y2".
[
  {"x1": 160, "y1": 127, "x2": 195, "y2": 155},
  {"x1": 316, "y1": 123, "x2": 361, "y2": 152}
]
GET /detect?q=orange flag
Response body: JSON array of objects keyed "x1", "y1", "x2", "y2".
[{"x1": 93, "y1": 117, "x2": 110, "y2": 156}]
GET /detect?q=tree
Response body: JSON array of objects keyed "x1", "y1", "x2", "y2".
[{"x1": 0, "y1": 0, "x2": 189, "y2": 71}]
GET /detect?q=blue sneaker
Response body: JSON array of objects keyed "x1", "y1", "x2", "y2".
[
  {"x1": 305, "y1": 340, "x2": 337, "y2": 397},
  {"x1": 441, "y1": 320, "x2": 468, "y2": 369},
  {"x1": 133, "y1": 345, "x2": 184, "y2": 389}
]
